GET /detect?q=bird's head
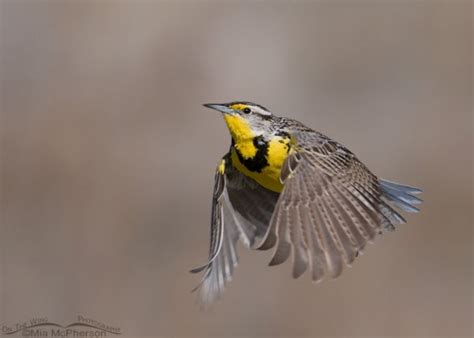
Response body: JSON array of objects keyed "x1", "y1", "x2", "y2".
[{"x1": 203, "y1": 101, "x2": 274, "y2": 142}]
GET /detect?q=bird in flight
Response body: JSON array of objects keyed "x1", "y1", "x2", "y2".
[{"x1": 191, "y1": 101, "x2": 422, "y2": 305}]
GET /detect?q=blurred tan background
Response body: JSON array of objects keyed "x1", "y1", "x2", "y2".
[{"x1": 0, "y1": 1, "x2": 472, "y2": 337}]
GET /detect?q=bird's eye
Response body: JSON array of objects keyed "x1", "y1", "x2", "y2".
[{"x1": 243, "y1": 107, "x2": 251, "y2": 114}]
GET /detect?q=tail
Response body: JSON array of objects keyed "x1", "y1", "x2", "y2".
[
  {"x1": 379, "y1": 179, "x2": 422, "y2": 213},
  {"x1": 375, "y1": 179, "x2": 422, "y2": 231}
]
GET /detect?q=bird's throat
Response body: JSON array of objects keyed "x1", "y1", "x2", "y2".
[{"x1": 223, "y1": 114, "x2": 257, "y2": 159}]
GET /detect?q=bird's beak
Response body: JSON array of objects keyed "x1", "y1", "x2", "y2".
[{"x1": 203, "y1": 103, "x2": 234, "y2": 114}]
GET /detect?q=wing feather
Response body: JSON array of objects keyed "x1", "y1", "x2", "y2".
[
  {"x1": 190, "y1": 165, "x2": 238, "y2": 306},
  {"x1": 192, "y1": 124, "x2": 423, "y2": 304},
  {"x1": 268, "y1": 203, "x2": 292, "y2": 266},
  {"x1": 191, "y1": 156, "x2": 279, "y2": 306},
  {"x1": 257, "y1": 127, "x2": 422, "y2": 281}
]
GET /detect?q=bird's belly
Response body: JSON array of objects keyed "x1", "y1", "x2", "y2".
[{"x1": 230, "y1": 136, "x2": 291, "y2": 193}]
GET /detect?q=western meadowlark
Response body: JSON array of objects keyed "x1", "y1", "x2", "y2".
[{"x1": 191, "y1": 101, "x2": 422, "y2": 305}]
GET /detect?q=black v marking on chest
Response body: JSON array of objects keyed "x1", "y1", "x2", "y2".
[{"x1": 232, "y1": 136, "x2": 269, "y2": 173}]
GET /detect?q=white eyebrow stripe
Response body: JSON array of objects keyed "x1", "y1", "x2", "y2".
[{"x1": 251, "y1": 106, "x2": 271, "y2": 116}]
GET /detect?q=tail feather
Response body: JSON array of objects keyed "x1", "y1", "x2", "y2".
[
  {"x1": 379, "y1": 179, "x2": 422, "y2": 214},
  {"x1": 379, "y1": 179, "x2": 422, "y2": 195},
  {"x1": 380, "y1": 183, "x2": 423, "y2": 205}
]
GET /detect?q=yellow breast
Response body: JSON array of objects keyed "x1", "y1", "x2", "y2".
[{"x1": 231, "y1": 136, "x2": 291, "y2": 193}]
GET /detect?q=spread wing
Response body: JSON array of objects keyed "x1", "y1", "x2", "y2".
[
  {"x1": 257, "y1": 129, "x2": 422, "y2": 281},
  {"x1": 190, "y1": 156, "x2": 279, "y2": 306}
]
